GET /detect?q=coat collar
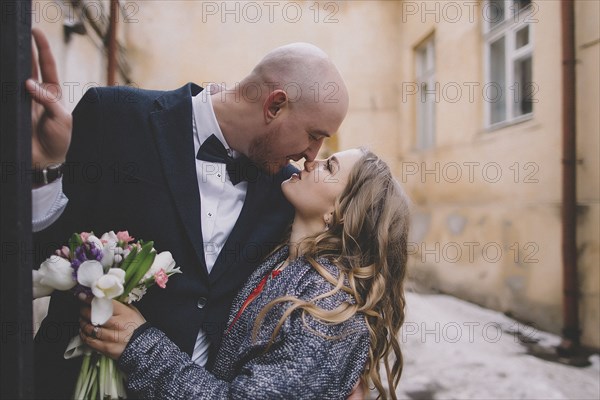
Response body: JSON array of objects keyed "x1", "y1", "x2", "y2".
[{"x1": 149, "y1": 83, "x2": 208, "y2": 275}]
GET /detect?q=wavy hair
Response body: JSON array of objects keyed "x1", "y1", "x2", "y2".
[{"x1": 254, "y1": 149, "x2": 410, "y2": 399}]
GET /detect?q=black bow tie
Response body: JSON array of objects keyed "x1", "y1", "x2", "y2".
[{"x1": 196, "y1": 134, "x2": 252, "y2": 185}]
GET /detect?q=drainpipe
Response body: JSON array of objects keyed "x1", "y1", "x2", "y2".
[
  {"x1": 107, "y1": 0, "x2": 118, "y2": 85},
  {"x1": 559, "y1": 0, "x2": 579, "y2": 353}
]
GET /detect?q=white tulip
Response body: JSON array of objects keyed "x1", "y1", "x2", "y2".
[
  {"x1": 142, "y1": 251, "x2": 177, "y2": 281},
  {"x1": 101, "y1": 241, "x2": 117, "y2": 269},
  {"x1": 32, "y1": 270, "x2": 55, "y2": 298},
  {"x1": 77, "y1": 261, "x2": 125, "y2": 325},
  {"x1": 32, "y1": 256, "x2": 76, "y2": 298},
  {"x1": 92, "y1": 270, "x2": 126, "y2": 299},
  {"x1": 100, "y1": 231, "x2": 118, "y2": 244}
]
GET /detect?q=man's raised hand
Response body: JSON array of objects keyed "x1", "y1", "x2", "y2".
[{"x1": 26, "y1": 28, "x2": 72, "y2": 170}]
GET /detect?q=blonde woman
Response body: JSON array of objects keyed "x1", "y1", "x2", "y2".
[{"x1": 81, "y1": 148, "x2": 410, "y2": 399}]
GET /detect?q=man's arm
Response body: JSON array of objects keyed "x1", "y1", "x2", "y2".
[
  {"x1": 27, "y1": 28, "x2": 72, "y2": 169},
  {"x1": 27, "y1": 28, "x2": 72, "y2": 231}
]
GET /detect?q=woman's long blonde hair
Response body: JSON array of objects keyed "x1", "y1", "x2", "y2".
[{"x1": 254, "y1": 149, "x2": 410, "y2": 399}]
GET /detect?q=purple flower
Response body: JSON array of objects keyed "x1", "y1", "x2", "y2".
[
  {"x1": 88, "y1": 242, "x2": 103, "y2": 261},
  {"x1": 75, "y1": 246, "x2": 87, "y2": 263}
]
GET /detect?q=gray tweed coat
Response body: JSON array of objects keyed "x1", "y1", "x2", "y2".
[{"x1": 118, "y1": 246, "x2": 370, "y2": 399}]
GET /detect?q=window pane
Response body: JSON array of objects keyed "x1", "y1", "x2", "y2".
[
  {"x1": 417, "y1": 85, "x2": 427, "y2": 148},
  {"x1": 516, "y1": 26, "x2": 529, "y2": 49},
  {"x1": 513, "y1": 0, "x2": 532, "y2": 14},
  {"x1": 514, "y1": 56, "x2": 533, "y2": 116},
  {"x1": 486, "y1": 0, "x2": 505, "y2": 29},
  {"x1": 427, "y1": 84, "x2": 436, "y2": 147},
  {"x1": 417, "y1": 81, "x2": 435, "y2": 149},
  {"x1": 490, "y1": 37, "x2": 506, "y2": 124}
]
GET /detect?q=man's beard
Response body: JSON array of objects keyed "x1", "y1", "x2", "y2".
[{"x1": 247, "y1": 130, "x2": 285, "y2": 175}]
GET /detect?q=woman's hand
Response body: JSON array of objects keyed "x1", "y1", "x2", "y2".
[{"x1": 80, "y1": 299, "x2": 146, "y2": 360}]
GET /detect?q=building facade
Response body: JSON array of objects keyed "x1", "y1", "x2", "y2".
[
  {"x1": 397, "y1": 0, "x2": 599, "y2": 348},
  {"x1": 34, "y1": 0, "x2": 599, "y2": 348}
]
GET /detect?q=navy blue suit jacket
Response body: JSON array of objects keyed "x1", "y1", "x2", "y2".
[{"x1": 33, "y1": 83, "x2": 295, "y2": 398}]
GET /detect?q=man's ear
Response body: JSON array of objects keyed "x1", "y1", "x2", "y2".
[{"x1": 264, "y1": 90, "x2": 288, "y2": 123}]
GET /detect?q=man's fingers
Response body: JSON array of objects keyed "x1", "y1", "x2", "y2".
[
  {"x1": 25, "y1": 79, "x2": 63, "y2": 114},
  {"x1": 31, "y1": 28, "x2": 59, "y2": 85},
  {"x1": 31, "y1": 39, "x2": 39, "y2": 81}
]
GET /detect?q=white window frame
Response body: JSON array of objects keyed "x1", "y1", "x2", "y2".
[
  {"x1": 483, "y1": 0, "x2": 535, "y2": 130},
  {"x1": 415, "y1": 36, "x2": 436, "y2": 150}
]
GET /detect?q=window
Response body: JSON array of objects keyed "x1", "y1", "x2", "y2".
[
  {"x1": 415, "y1": 36, "x2": 435, "y2": 149},
  {"x1": 484, "y1": 0, "x2": 535, "y2": 128}
]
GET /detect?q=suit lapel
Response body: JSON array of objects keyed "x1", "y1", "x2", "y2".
[
  {"x1": 209, "y1": 171, "x2": 273, "y2": 284},
  {"x1": 149, "y1": 83, "x2": 208, "y2": 276}
]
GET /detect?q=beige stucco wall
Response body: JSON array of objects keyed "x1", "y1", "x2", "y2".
[{"x1": 398, "y1": 0, "x2": 599, "y2": 348}]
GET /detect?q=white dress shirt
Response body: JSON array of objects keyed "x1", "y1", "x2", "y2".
[
  {"x1": 192, "y1": 85, "x2": 247, "y2": 274},
  {"x1": 32, "y1": 84, "x2": 248, "y2": 367},
  {"x1": 189, "y1": 85, "x2": 247, "y2": 365}
]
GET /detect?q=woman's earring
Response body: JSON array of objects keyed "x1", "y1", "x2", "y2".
[{"x1": 324, "y1": 212, "x2": 333, "y2": 231}]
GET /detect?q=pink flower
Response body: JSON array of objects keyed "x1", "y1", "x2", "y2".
[
  {"x1": 54, "y1": 246, "x2": 70, "y2": 259},
  {"x1": 154, "y1": 270, "x2": 169, "y2": 289},
  {"x1": 116, "y1": 231, "x2": 135, "y2": 243},
  {"x1": 80, "y1": 232, "x2": 91, "y2": 242}
]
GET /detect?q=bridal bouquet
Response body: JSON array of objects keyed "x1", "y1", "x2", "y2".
[{"x1": 33, "y1": 231, "x2": 181, "y2": 400}]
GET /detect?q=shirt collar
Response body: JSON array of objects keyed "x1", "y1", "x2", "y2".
[{"x1": 191, "y1": 84, "x2": 240, "y2": 159}]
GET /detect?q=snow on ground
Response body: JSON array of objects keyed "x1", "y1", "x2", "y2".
[
  {"x1": 377, "y1": 292, "x2": 600, "y2": 400},
  {"x1": 35, "y1": 291, "x2": 599, "y2": 399}
]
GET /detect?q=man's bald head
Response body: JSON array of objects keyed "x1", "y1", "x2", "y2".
[{"x1": 242, "y1": 42, "x2": 348, "y2": 110}]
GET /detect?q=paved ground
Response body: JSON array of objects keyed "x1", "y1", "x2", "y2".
[
  {"x1": 379, "y1": 292, "x2": 600, "y2": 400},
  {"x1": 34, "y1": 292, "x2": 600, "y2": 400}
]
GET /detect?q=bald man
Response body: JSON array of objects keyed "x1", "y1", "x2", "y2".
[{"x1": 28, "y1": 30, "x2": 351, "y2": 398}]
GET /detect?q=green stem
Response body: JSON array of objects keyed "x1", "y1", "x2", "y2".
[
  {"x1": 86, "y1": 366, "x2": 97, "y2": 400},
  {"x1": 109, "y1": 358, "x2": 118, "y2": 399},
  {"x1": 77, "y1": 367, "x2": 92, "y2": 399},
  {"x1": 75, "y1": 354, "x2": 96, "y2": 400},
  {"x1": 72, "y1": 354, "x2": 90, "y2": 399},
  {"x1": 99, "y1": 355, "x2": 106, "y2": 400},
  {"x1": 89, "y1": 373, "x2": 98, "y2": 400}
]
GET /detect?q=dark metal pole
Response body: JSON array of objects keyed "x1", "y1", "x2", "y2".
[
  {"x1": 559, "y1": 0, "x2": 580, "y2": 353},
  {"x1": 0, "y1": 0, "x2": 35, "y2": 398}
]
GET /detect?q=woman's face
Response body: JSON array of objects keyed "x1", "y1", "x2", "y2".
[{"x1": 282, "y1": 149, "x2": 363, "y2": 220}]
